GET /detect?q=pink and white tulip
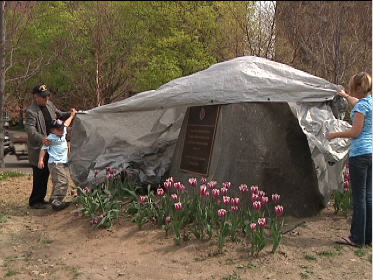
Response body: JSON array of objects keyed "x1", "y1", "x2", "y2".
[
  {"x1": 253, "y1": 201, "x2": 262, "y2": 210},
  {"x1": 231, "y1": 197, "x2": 240, "y2": 206},
  {"x1": 251, "y1": 194, "x2": 259, "y2": 202},
  {"x1": 212, "y1": 189, "x2": 220, "y2": 198},
  {"x1": 222, "y1": 182, "x2": 231, "y2": 189},
  {"x1": 274, "y1": 205, "x2": 284, "y2": 216},
  {"x1": 223, "y1": 196, "x2": 231, "y2": 205},
  {"x1": 250, "y1": 185, "x2": 259, "y2": 194},
  {"x1": 261, "y1": 196, "x2": 269, "y2": 205},
  {"x1": 250, "y1": 223, "x2": 257, "y2": 230},
  {"x1": 188, "y1": 177, "x2": 197, "y2": 187},
  {"x1": 239, "y1": 184, "x2": 248, "y2": 193},
  {"x1": 258, "y1": 217, "x2": 266, "y2": 227},
  {"x1": 231, "y1": 206, "x2": 239, "y2": 212},
  {"x1": 207, "y1": 181, "x2": 218, "y2": 189},
  {"x1": 200, "y1": 185, "x2": 208, "y2": 196},
  {"x1": 157, "y1": 188, "x2": 165, "y2": 196},
  {"x1": 165, "y1": 216, "x2": 172, "y2": 223},
  {"x1": 171, "y1": 194, "x2": 178, "y2": 201},
  {"x1": 218, "y1": 209, "x2": 227, "y2": 217},
  {"x1": 220, "y1": 187, "x2": 228, "y2": 195},
  {"x1": 272, "y1": 194, "x2": 280, "y2": 204},
  {"x1": 174, "y1": 202, "x2": 183, "y2": 210},
  {"x1": 163, "y1": 180, "x2": 172, "y2": 190},
  {"x1": 139, "y1": 195, "x2": 147, "y2": 204},
  {"x1": 200, "y1": 177, "x2": 207, "y2": 184}
]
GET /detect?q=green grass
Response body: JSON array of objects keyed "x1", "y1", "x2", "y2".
[
  {"x1": 222, "y1": 271, "x2": 241, "y2": 280},
  {"x1": 5, "y1": 269, "x2": 19, "y2": 277},
  {"x1": 317, "y1": 250, "x2": 336, "y2": 257},
  {"x1": 0, "y1": 171, "x2": 24, "y2": 181},
  {"x1": 300, "y1": 272, "x2": 310, "y2": 279},
  {"x1": 0, "y1": 214, "x2": 10, "y2": 224},
  {"x1": 304, "y1": 254, "x2": 317, "y2": 261},
  {"x1": 354, "y1": 248, "x2": 367, "y2": 257}
]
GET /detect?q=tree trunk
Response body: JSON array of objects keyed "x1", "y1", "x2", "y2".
[{"x1": 0, "y1": 1, "x2": 6, "y2": 168}]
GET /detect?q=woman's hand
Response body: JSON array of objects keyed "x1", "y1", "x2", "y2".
[{"x1": 337, "y1": 89, "x2": 348, "y2": 98}]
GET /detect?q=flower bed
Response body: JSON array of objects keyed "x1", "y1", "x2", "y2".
[{"x1": 73, "y1": 168, "x2": 286, "y2": 255}]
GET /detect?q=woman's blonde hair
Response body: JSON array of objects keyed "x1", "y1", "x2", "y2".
[{"x1": 349, "y1": 72, "x2": 372, "y2": 96}]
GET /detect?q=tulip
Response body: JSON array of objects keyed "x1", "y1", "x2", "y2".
[
  {"x1": 250, "y1": 185, "x2": 259, "y2": 194},
  {"x1": 223, "y1": 196, "x2": 231, "y2": 205},
  {"x1": 258, "y1": 190, "x2": 266, "y2": 197},
  {"x1": 83, "y1": 187, "x2": 91, "y2": 192},
  {"x1": 165, "y1": 216, "x2": 172, "y2": 223},
  {"x1": 200, "y1": 177, "x2": 207, "y2": 184},
  {"x1": 171, "y1": 194, "x2": 178, "y2": 201},
  {"x1": 344, "y1": 172, "x2": 350, "y2": 182},
  {"x1": 212, "y1": 189, "x2": 220, "y2": 198},
  {"x1": 94, "y1": 170, "x2": 99, "y2": 177},
  {"x1": 167, "y1": 177, "x2": 174, "y2": 184},
  {"x1": 218, "y1": 209, "x2": 227, "y2": 217},
  {"x1": 139, "y1": 195, "x2": 147, "y2": 204},
  {"x1": 174, "y1": 182, "x2": 185, "y2": 192},
  {"x1": 157, "y1": 188, "x2": 165, "y2": 196},
  {"x1": 253, "y1": 201, "x2": 262, "y2": 210},
  {"x1": 108, "y1": 194, "x2": 113, "y2": 200},
  {"x1": 188, "y1": 178, "x2": 197, "y2": 187},
  {"x1": 231, "y1": 197, "x2": 240, "y2": 206},
  {"x1": 275, "y1": 205, "x2": 284, "y2": 216},
  {"x1": 343, "y1": 181, "x2": 349, "y2": 192},
  {"x1": 220, "y1": 187, "x2": 228, "y2": 195},
  {"x1": 231, "y1": 206, "x2": 239, "y2": 212},
  {"x1": 222, "y1": 182, "x2": 231, "y2": 189},
  {"x1": 175, "y1": 202, "x2": 183, "y2": 210},
  {"x1": 200, "y1": 185, "x2": 208, "y2": 196},
  {"x1": 272, "y1": 194, "x2": 280, "y2": 204},
  {"x1": 163, "y1": 180, "x2": 172, "y2": 190},
  {"x1": 239, "y1": 184, "x2": 248, "y2": 193},
  {"x1": 258, "y1": 218, "x2": 266, "y2": 227},
  {"x1": 261, "y1": 196, "x2": 269, "y2": 205},
  {"x1": 251, "y1": 194, "x2": 259, "y2": 202},
  {"x1": 250, "y1": 223, "x2": 257, "y2": 230},
  {"x1": 205, "y1": 191, "x2": 210, "y2": 197},
  {"x1": 207, "y1": 181, "x2": 218, "y2": 189}
]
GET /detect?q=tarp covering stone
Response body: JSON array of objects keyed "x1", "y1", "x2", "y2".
[{"x1": 69, "y1": 56, "x2": 350, "y2": 196}]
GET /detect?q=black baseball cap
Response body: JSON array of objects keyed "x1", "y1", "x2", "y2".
[
  {"x1": 32, "y1": 83, "x2": 51, "y2": 97},
  {"x1": 50, "y1": 119, "x2": 65, "y2": 130}
]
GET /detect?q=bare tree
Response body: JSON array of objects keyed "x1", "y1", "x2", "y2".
[
  {"x1": 0, "y1": 1, "x2": 5, "y2": 167},
  {"x1": 275, "y1": 1, "x2": 372, "y2": 85}
]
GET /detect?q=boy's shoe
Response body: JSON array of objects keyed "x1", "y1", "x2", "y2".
[
  {"x1": 51, "y1": 201, "x2": 71, "y2": 211},
  {"x1": 30, "y1": 202, "x2": 47, "y2": 209}
]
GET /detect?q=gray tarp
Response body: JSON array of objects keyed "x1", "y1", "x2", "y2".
[{"x1": 69, "y1": 56, "x2": 351, "y2": 196}]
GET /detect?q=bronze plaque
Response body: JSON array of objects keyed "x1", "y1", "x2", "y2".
[{"x1": 180, "y1": 105, "x2": 220, "y2": 175}]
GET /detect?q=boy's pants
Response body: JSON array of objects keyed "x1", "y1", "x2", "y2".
[{"x1": 48, "y1": 162, "x2": 69, "y2": 203}]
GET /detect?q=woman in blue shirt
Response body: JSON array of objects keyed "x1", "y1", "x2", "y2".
[{"x1": 327, "y1": 72, "x2": 372, "y2": 247}]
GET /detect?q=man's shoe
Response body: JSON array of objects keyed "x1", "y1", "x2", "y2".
[
  {"x1": 30, "y1": 202, "x2": 47, "y2": 209},
  {"x1": 51, "y1": 201, "x2": 70, "y2": 211}
]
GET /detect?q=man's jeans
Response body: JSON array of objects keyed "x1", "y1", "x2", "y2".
[{"x1": 349, "y1": 154, "x2": 372, "y2": 245}]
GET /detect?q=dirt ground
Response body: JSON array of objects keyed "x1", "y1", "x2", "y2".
[{"x1": 0, "y1": 175, "x2": 372, "y2": 280}]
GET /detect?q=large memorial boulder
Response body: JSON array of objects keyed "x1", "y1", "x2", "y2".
[{"x1": 170, "y1": 103, "x2": 324, "y2": 217}]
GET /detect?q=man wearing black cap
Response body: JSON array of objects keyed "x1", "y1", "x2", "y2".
[{"x1": 25, "y1": 83, "x2": 72, "y2": 209}]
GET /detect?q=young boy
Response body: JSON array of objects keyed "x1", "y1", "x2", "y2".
[{"x1": 38, "y1": 108, "x2": 77, "y2": 211}]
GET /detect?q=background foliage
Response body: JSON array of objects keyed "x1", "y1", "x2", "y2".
[{"x1": 3, "y1": 1, "x2": 371, "y2": 124}]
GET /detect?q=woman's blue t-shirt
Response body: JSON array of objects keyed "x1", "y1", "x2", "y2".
[{"x1": 349, "y1": 95, "x2": 372, "y2": 157}]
